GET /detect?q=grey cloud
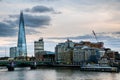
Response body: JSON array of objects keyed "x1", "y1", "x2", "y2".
[
  {"x1": 0, "y1": 13, "x2": 51, "y2": 37},
  {"x1": 0, "y1": 22, "x2": 16, "y2": 37},
  {"x1": 9, "y1": 14, "x2": 51, "y2": 27},
  {"x1": 48, "y1": 32, "x2": 120, "y2": 41},
  {"x1": 9, "y1": 15, "x2": 18, "y2": 18},
  {"x1": 113, "y1": 32, "x2": 120, "y2": 34},
  {"x1": 8, "y1": 13, "x2": 51, "y2": 28},
  {"x1": 29, "y1": 0, "x2": 60, "y2": 2},
  {"x1": 48, "y1": 35, "x2": 92, "y2": 40},
  {"x1": 25, "y1": 5, "x2": 54, "y2": 13},
  {"x1": 25, "y1": 28, "x2": 41, "y2": 35},
  {"x1": 69, "y1": 0, "x2": 120, "y2": 5},
  {"x1": 61, "y1": 0, "x2": 120, "y2": 12},
  {"x1": 24, "y1": 14, "x2": 51, "y2": 27}
]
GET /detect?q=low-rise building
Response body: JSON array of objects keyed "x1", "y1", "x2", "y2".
[
  {"x1": 43, "y1": 54, "x2": 55, "y2": 62},
  {"x1": 10, "y1": 47, "x2": 17, "y2": 58}
]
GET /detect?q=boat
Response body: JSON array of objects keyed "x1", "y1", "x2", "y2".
[{"x1": 80, "y1": 64, "x2": 119, "y2": 72}]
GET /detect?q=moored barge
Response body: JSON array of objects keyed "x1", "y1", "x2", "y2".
[{"x1": 80, "y1": 64, "x2": 119, "y2": 72}]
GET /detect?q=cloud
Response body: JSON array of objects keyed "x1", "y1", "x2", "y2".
[
  {"x1": 113, "y1": 32, "x2": 120, "y2": 34},
  {"x1": 9, "y1": 13, "x2": 51, "y2": 28},
  {"x1": 48, "y1": 32, "x2": 120, "y2": 43},
  {"x1": 25, "y1": 27, "x2": 40, "y2": 35},
  {"x1": 24, "y1": 14, "x2": 51, "y2": 27},
  {"x1": 48, "y1": 35, "x2": 92, "y2": 40},
  {"x1": 25, "y1": 5, "x2": 54, "y2": 13},
  {"x1": 29, "y1": 0, "x2": 60, "y2": 2},
  {"x1": 12, "y1": 14, "x2": 51, "y2": 28},
  {"x1": 0, "y1": 22, "x2": 16, "y2": 37},
  {"x1": 108, "y1": 15, "x2": 120, "y2": 24},
  {"x1": 0, "y1": 13, "x2": 51, "y2": 37}
]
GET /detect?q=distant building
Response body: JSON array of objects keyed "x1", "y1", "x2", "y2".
[
  {"x1": 98, "y1": 56, "x2": 109, "y2": 66},
  {"x1": 73, "y1": 46, "x2": 85, "y2": 65},
  {"x1": 74, "y1": 41, "x2": 104, "y2": 49},
  {"x1": 63, "y1": 49, "x2": 73, "y2": 64},
  {"x1": 55, "y1": 39, "x2": 74, "y2": 64},
  {"x1": 34, "y1": 38, "x2": 45, "y2": 61},
  {"x1": 10, "y1": 47, "x2": 17, "y2": 58},
  {"x1": 73, "y1": 45, "x2": 105, "y2": 65},
  {"x1": 43, "y1": 54, "x2": 55, "y2": 62},
  {"x1": 55, "y1": 39, "x2": 106, "y2": 65}
]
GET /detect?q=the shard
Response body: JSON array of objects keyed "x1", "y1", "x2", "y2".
[{"x1": 17, "y1": 12, "x2": 27, "y2": 57}]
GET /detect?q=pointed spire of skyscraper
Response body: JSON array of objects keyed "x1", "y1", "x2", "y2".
[
  {"x1": 17, "y1": 11, "x2": 27, "y2": 57},
  {"x1": 19, "y1": 11, "x2": 24, "y2": 25}
]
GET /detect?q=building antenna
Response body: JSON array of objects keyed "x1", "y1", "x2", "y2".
[
  {"x1": 92, "y1": 30, "x2": 99, "y2": 42},
  {"x1": 5, "y1": 47, "x2": 6, "y2": 57}
]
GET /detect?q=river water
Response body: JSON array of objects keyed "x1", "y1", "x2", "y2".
[{"x1": 0, "y1": 67, "x2": 120, "y2": 80}]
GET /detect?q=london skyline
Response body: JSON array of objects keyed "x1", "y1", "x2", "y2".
[{"x1": 0, "y1": 0, "x2": 120, "y2": 57}]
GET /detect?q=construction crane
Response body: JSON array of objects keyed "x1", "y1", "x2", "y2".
[{"x1": 92, "y1": 30, "x2": 99, "y2": 42}]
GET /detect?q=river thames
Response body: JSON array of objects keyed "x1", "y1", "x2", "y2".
[{"x1": 0, "y1": 67, "x2": 120, "y2": 80}]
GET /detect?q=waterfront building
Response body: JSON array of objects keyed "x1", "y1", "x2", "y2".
[
  {"x1": 55, "y1": 39, "x2": 105, "y2": 65},
  {"x1": 73, "y1": 46, "x2": 93, "y2": 65},
  {"x1": 43, "y1": 54, "x2": 55, "y2": 62},
  {"x1": 98, "y1": 50, "x2": 105, "y2": 58},
  {"x1": 17, "y1": 12, "x2": 27, "y2": 57},
  {"x1": 55, "y1": 39, "x2": 74, "y2": 64},
  {"x1": 98, "y1": 55, "x2": 109, "y2": 66},
  {"x1": 63, "y1": 49, "x2": 73, "y2": 64},
  {"x1": 10, "y1": 47, "x2": 17, "y2": 58},
  {"x1": 114, "y1": 52, "x2": 120, "y2": 60},
  {"x1": 106, "y1": 50, "x2": 116, "y2": 59},
  {"x1": 73, "y1": 46, "x2": 85, "y2": 65},
  {"x1": 73, "y1": 45, "x2": 105, "y2": 65},
  {"x1": 34, "y1": 38, "x2": 45, "y2": 61},
  {"x1": 55, "y1": 43, "x2": 65, "y2": 62}
]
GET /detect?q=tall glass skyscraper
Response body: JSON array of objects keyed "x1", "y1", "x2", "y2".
[{"x1": 17, "y1": 12, "x2": 27, "y2": 57}]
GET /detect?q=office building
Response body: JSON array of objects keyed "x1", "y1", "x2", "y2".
[
  {"x1": 17, "y1": 11, "x2": 27, "y2": 57},
  {"x1": 10, "y1": 47, "x2": 17, "y2": 58},
  {"x1": 34, "y1": 38, "x2": 44, "y2": 60}
]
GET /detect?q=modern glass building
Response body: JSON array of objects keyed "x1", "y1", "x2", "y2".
[
  {"x1": 17, "y1": 12, "x2": 27, "y2": 57},
  {"x1": 10, "y1": 47, "x2": 17, "y2": 58}
]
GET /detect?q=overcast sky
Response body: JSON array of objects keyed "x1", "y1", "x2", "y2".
[{"x1": 0, "y1": 0, "x2": 120, "y2": 57}]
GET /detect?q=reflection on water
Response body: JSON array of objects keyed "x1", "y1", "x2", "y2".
[{"x1": 0, "y1": 67, "x2": 120, "y2": 80}]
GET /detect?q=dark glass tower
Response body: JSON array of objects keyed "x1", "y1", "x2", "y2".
[{"x1": 17, "y1": 12, "x2": 27, "y2": 57}]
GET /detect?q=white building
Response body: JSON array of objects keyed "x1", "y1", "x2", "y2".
[
  {"x1": 10, "y1": 47, "x2": 17, "y2": 58},
  {"x1": 34, "y1": 38, "x2": 44, "y2": 60}
]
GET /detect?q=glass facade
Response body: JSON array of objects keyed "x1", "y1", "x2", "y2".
[
  {"x1": 17, "y1": 12, "x2": 27, "y2": 57},
  {"x1": 10, "y1": 47, "x2": 17, "y2": 58}
]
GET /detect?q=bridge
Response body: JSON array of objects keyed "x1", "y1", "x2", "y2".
[
  {"x1": 0, "y1": 60, "x2": 81, "y2": 71},
  {"x1": 0, "y1": 60, "x2": 54, "y2": 71}
]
